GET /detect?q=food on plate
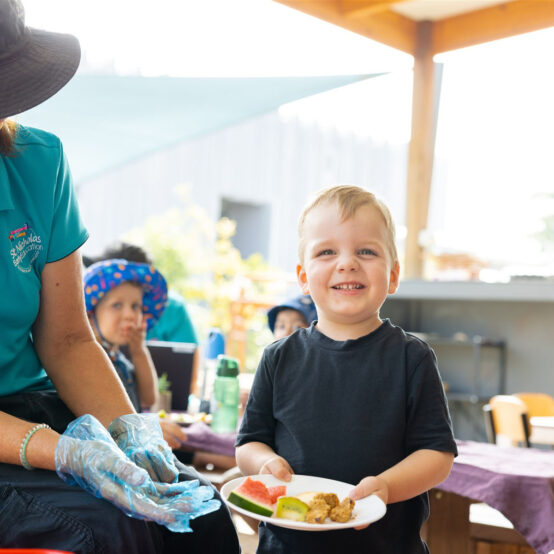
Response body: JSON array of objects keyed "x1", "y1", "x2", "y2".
[
  {"x1": 227, "y1": 478, "x2": 356, "y2": 524},
  {"x1": 275, "y1": 497, "x2": 310, "y2": 522},
  {"x1": 227, "y1": 477, "x2": 275, "y2": 517},
  {"x1": 317, "y1": 492, "x2": 339, "y2": 509},
  {"x1": 329, "y1": 497, "x2": 355, "y2": 523},
  {"x1": 295, "y1": 491, "x2": 318, "y2": 505},
  {"x1": 276, "y1": 490, "x2": 355, "y2": 524},
  {"x1": 305, "y1": 497, "x2": 329, "y2": 524},
  {"x1": 267, "y1": 485, "x2": 287, "y2": 504}
]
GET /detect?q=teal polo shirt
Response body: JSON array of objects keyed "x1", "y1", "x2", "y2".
[
  {"x1": 147, "y1": 290, "x2": 199, "y2": 344},
  {"x1": 0, "y1": 125, "x2": 88, "y2": 396}
]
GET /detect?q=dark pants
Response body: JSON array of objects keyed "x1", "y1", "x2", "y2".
[{"x1": 0, "y1": 391, "x2": 240, "y2": 554}]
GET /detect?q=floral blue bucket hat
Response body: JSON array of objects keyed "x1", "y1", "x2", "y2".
[{"x1": 83, "y1": 259, "x2": 168, "y2": 330}]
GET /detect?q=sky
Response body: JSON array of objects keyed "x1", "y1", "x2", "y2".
[
  {"x1": 24, "y1": 0, "x2": 410, "y2": 77},
  {"x1": 24, "y1": 0, "x2": 554, "y2": 276}
]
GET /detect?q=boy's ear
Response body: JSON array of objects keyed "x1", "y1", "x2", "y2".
[
  {"x1": 388, "y1": 262, "x2": 400, "y2": 294},
  {"x1": 296, "y1": 264, "x2": 310, "y2": 294}
]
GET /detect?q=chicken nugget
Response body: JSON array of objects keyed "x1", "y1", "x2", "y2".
[
  {"x1": 311, "y1": 492, "x2": 339, "y2": 508},
  {"x1": 321, "y1": 493, "x2": 339, "y2": 509},
  {"x1": 305, "y1": 498, "x2": 330, "y2": 524},
  {"x1": 329, "y1": 497, "x2": 355, "y2": 523}
]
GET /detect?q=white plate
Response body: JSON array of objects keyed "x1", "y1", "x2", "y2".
[{"x1": 221, "y1": 474, "x2": 386, "y2": 531}]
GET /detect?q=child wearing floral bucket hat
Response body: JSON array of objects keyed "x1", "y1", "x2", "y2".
[{"x1": 83, "y1": 259, "x2": 168, "y2": 412}]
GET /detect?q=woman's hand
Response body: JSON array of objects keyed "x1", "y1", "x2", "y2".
[
  {"x1": 259, "y1": 455, "x2": 294, "y2": 482},
  {"x1": 109, "y1": 413, "x2": 179, "y2": 483},
  {"x1": 159, "y1": 420, "x2": 187, "y2": 449},
  {"x1": 55, "y1": 414, "x2": 220, "y2": 532},
  {"x1": 349, "y1": 475, "x2": 389, "y2": 530}
]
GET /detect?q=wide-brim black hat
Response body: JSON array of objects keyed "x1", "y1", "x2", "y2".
[{"x1": 0, "y1": 0, "x2": 80, "y2": 119}]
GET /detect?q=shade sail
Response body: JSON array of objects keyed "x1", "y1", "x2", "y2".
[{"x1": 17, "y1": 73, "x2": 382, "y2": 184}]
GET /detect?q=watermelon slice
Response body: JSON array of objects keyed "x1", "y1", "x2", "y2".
[
  {"x1": 228, "y1": 477, "x2": 274, "y2": 517},
  {"x1": 267, "y1": 485, "x2": 287, "y2": 504}
]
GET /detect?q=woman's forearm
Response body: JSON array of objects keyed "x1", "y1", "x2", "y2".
[
  {"x1": 0, "y1": 411, "x2": 59, "y2": 470},
  {"x1": 41, "y1": 336, "x2": 136, "y2": 426},
  {"x1": 33, "y1": 251, "x2": 135, "y2": 427}
]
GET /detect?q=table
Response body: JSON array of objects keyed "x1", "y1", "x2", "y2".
[
  {"x1": 181, "y1": 421, "x2": 236, "y2": 457},
  {"x1": 430, "y1": 440, "x2": 554, "y2": 554},
  {"x1": 530, "y1": 416, "x2": 554, "y2": 446}
]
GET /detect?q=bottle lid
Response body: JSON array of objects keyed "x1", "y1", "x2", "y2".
[
  {"x1": 204, "y1": 328, "x2": 225, "y2": 360},
  {"x1": 216, "y1": 355, "x2": 239, "y2": 377}
]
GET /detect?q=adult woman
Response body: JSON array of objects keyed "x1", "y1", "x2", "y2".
[{"x1": 0, "y1": 1, "x2": 239, "y2": 552}]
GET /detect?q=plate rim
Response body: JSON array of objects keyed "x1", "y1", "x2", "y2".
[{"x1": 221, "y1": 473, "x2": 387, "y2": 531}]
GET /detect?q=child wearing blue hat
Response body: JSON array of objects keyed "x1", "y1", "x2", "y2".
[
  {"x1": 83, "y1": 259, "x2": 168, "y2": 413},
  {"x1": 267, "y1": 294, "x2": 317, "y2": 340}
]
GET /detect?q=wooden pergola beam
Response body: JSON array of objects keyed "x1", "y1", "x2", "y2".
[
  {"x1": 341, "y1": 0, "x2": 410, "y2": 19},
  {"x1": 432, "y1": 0, "x2": 554, "y2": 54},
  {"x1": 273, "y1": 0, "x2": 554, "y2": 278},
  {"x1": 276, "y1": 0, "x2": 417, "y2": 53},
  {"x1": 405, "y1": 21, "x2": 436, "y2": 279}
]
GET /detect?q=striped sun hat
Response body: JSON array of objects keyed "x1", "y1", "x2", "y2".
[{"x1": 83, "y1": 259, "x2": 168, "y2": 330}]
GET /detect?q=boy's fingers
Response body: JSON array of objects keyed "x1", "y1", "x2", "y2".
[
  {"x1": 349, "y1": 476, "x2": 379, "y2": 500},
  {"x1": 354, "y1": 523, "x2": 371, "y2": 531},
  {"x1": 273, "y1": 466, "x2": 292, "y2": 482},
  {"x1": 260, "y1": 456, "x2": 293, "y2": 481}
]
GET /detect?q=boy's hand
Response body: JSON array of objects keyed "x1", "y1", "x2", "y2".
[
  {"x1": 127, "y1": 320, "x2": 147, "y2": 356},
  {"x1": 349, "y1": 475, "x2": 389, "y2": 530},
  {"x1": 259, "y1": 455, "x2": 293, "y2": 482}
]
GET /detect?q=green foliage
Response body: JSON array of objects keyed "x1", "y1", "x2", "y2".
[
  {"x1": 124, "y1": 184, "x2": 284, "y2": 371},
  {"x1": 158, "y1": 372, "x2": 171, "y2": 393}
]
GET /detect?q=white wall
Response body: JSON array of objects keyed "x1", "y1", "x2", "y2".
[{"x1": 77, "y1": 109, "x2": 407, "y2": 272}]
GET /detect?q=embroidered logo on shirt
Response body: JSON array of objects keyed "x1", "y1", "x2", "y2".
[{"x1": 9, "y1": 223, "x2": 43, "y2": 273}]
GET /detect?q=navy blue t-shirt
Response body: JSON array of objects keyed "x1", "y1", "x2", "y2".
[{"x1": 236, "y1": 319, "x2": 457, "y2": 553}]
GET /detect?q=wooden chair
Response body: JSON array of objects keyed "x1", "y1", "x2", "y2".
[
  {"x1": 484, "y1": 395, "x2": 531, "y2": 447},
  {"x1": 514, "y1": 392, "x2": 554, "y2": 417}
]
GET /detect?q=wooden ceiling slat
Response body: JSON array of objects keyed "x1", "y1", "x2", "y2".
[
  {"x1": 341, "y1": 0, "x2": 409, "y2": 18},
  {"x1": 274, "y1": 0, "x2": 342, "y2": 21},
  {"x1": 344, "y1": 10, "x2": 417, "y2": 53},
  {"x1": 432, "y1": 0, "x2": 554, "y2": 54},
  {"x1": 276, "y1": 0, "x2": 554, "y2": 55},
  {"x1": 275, "y1": 0, "x2": 417, "y2": 53}
]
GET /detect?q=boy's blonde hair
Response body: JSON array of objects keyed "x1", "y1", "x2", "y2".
[{"x1": 298, "y1": 185, "x2": 398, "y2": 266}]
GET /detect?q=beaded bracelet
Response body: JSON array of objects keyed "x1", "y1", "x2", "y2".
[{"x1": 19, "y1": 423, "x2": 50, "y2": 470}]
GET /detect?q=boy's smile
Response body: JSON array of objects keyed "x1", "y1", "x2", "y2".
[{"x1": 297, "y1": 201, "x2": 399, "y2": 340}]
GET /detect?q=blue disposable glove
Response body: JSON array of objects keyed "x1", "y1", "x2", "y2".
[
  {"x1": 55, "y1": 414, "x2": 220, "y2": 532},
  {"x1": 108, "y1": 413, "x2": 179, "y2": 483}
]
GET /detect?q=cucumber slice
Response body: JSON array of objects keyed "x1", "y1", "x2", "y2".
[
  {"x1": 275, "y1": 496, "x2": 310, "y2": 522},
  {"x1": 228, "y1": 490, "x2": 274, "y2": 517}
]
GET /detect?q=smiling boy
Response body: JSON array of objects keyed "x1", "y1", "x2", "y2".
[{"x1": 236, "y1": 185, "x2": 457, "y2": 553}]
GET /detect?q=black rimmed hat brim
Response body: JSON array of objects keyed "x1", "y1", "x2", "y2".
[{"x1": 0, "y1": 27, "x2": 80, "y2": 119}]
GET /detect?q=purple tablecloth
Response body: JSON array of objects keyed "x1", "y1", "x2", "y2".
[
  {"x1": 183, "y1": 422, "x2": 236, "y2": 458},
  {"x1": 437, "y1": 440, "x2": 554, "y2": 554}
]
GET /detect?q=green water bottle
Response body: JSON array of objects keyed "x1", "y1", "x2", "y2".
[{"x1": 211, "y1": 355, "x2": 240, "y2": 433}]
